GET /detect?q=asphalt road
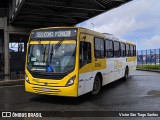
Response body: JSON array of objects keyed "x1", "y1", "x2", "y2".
[{"x1": 0, "y1": 70, "x2": 160, "y2": 120}]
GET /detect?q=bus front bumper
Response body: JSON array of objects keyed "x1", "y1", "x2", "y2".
[{"x1": 25, "y1": 81, "x2": 78, "y2": 97}]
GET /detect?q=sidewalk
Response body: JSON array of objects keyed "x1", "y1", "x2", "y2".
[
  {"x1": 0, "y1": 79, "x2": 24, "y2": 86},
  {"x1": 0, "y1": 72, "x2": 25, "y2": 86},
  {"x1": 136, "y1": 68, "x2": 160, "y2": 73}
]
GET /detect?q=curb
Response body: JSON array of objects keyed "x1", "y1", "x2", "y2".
[
  {"x1": 0, "y1": 79, "x2": 24, "y2": 86},
  {"x1": 136, "y1": 68, "x2": 160, "y2": 73}
]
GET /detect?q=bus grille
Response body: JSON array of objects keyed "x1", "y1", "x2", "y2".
[
  {"x1": 32, "y1": 86, "x2": 60, "y2": 95},
  {"x1": 31, "y1": 72, "x2": 65, "y2": 80}
]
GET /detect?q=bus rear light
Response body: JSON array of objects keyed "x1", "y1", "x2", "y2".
[{"x1": 66, "y1": 75, "x2": 76, "y2": 87}]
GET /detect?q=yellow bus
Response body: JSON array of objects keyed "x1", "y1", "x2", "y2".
[{"x1": 25, "y1": 27, "x2": 136, "y2": 97}]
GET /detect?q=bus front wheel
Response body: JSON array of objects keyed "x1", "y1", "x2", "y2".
[{"x1": 91, "y1": 76, "x2": 101, "y2": 95}]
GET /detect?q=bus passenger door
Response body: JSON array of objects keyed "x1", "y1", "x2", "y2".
[{"x1": 78, "y1": 35, "x2": 93, "y2": 96}]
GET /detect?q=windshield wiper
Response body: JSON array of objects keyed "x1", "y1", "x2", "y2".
[
  {"x1": 50, "y1": 45, "x2": 54, "y2": 64},
  {"x1": 38, "y1": 39, "x2": 46, "y2": 62},
  {"x1": 47, "y1": 41, "x2": 51, "y2": 64},
  {"x1": 43, "y1": 46, "x2": 47, "y2": 62},
  {"x1": 49, "y1": 38, "x2": 64, "y2": 64}
]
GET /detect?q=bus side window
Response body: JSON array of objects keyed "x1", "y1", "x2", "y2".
[
  {"x1": 80, "y1": 41, "x2": 91, "y2": 68},
  {"x1": 126, "y1": 44, "x2": 130, "y2": 57},
  {"x1": 114, "y1": 41, "x2": 120, "y2": 57},
  {"x1": 105, "y1": 40, "x2": 114, "y2": 57},
  {"x1": 133, "y1": 45, "x2": 136, "y2": 56},
  {"x1": 130, "y1": 45, "x2": 134, "y2": 56},
  {"x1": 120, "y1": 42, "x2": 126, "y2": 57},
  {"x1": 94, "y1": 38, "x2": 105, "y2": 58}
]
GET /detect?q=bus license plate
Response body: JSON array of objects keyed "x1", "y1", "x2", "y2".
[{"x1": 42, "y1": 88, "x2": 50, "y2": 91}]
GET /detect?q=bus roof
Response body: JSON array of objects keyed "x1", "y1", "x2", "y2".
[{"x1": 103, "y1": 33, "x2": 135, "y2": 45}]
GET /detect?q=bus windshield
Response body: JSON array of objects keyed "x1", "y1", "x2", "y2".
[{"x1": 27, "y1": 41, "x2": 76, "y2": 73}]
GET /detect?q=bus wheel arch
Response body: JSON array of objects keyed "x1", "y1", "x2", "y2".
[{"x1": 91, "y1": 72, "x2": 102, "y2": 95}]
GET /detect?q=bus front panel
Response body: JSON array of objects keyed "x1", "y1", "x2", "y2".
[{"x1": 25, "y1": 28, "x2": 80, "y2": 97}]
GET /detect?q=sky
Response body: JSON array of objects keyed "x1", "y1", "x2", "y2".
[{"x1": 77, "y1": 0, "x2": 160, "y2": 50}]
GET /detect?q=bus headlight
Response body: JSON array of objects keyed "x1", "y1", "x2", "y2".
[
  {"x1": 66, "y1": 75, "x2": 76, "y2": 86},
  {"x1": 25, "y1": 74, "x2": 30, "y2": 83}
]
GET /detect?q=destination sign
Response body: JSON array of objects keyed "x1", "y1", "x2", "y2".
[{"x1": 30, "y1": 28, "x2": 77, "y2": 40}]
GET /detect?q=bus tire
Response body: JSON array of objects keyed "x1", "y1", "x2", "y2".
[
  {"x1": 124, "y1": 67, "x2": 129, "y2": 81},
  {"x1": 91, "y1": 75, "x2": 101, "y2": 95}
]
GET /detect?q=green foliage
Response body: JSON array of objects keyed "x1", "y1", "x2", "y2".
[{"x1": 137, "y1": 65, "x2": 160, "y2": 70}]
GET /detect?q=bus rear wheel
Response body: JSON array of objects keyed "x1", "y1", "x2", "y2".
[
  {"x1": 124, "y1": 67, "x2": 129, "y2": 81},
  {"x1": 91, "y1": 76, "x2": 101, "y2": 95}
]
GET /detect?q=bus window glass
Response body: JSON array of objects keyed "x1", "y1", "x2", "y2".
[
  {"x1": 80, "y1": 42, "x2": 91, "y2": 67},
  {"x1": 126, "y1": 44, "x2": 130, "y2": 56},
  {"x1": 114, "y1": 41, "x2": 120, "y2": 57},
  {"x1": 133, "y1": 45, "x2": 136, "y2": 56},
  {"x1": 94, "y1": 38, "x2": 104, "y2": 58},
  {"x1": 105, "y1": 40, "x2": 114, "y2": 57},
  {"x1": 130, "y1": 45, "x2": 134, "y2": 56},
  {"x1": 121, "y1": 42, "x2": 126, "y2": 57},
  {"x1": 27, "y1": 43, "x2": 76, "y2": 73}
]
